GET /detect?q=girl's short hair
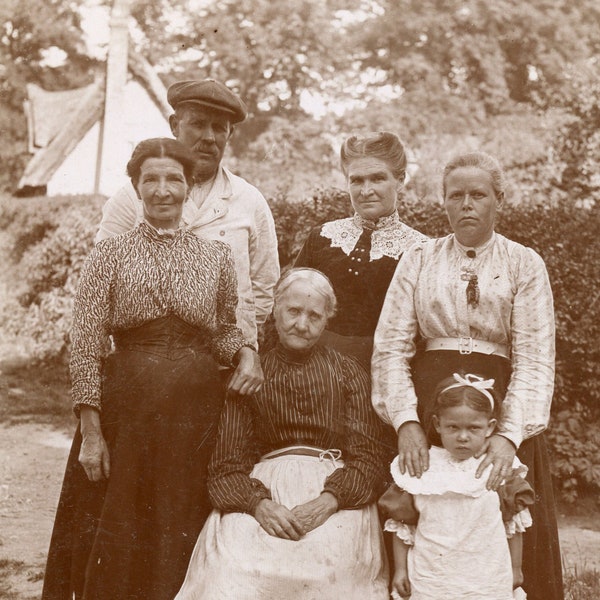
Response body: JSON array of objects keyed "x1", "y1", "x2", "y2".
[
  {"x1": 340, "y1": 131, "x2": 407, "y2": 182},
  {"x1": 442, "y1": 151, "x2": 505, "y2": 200},
  {"x1": 274, "y1": 268, "x2": 337, "y2": 319},
  {"x1": 432, "y1": 373, "x2": 500, "y2": 420},
  {"x1": 127, "y1": 138, "x2": 197, "y2": 187}
]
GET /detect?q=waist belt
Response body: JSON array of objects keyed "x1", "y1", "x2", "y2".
[
  {"x1": 261, "y1": 445, "x2": 343, "y2": 465},
  {"x1": 426, "y1": 337, "x2": 509, "y2": 359}
]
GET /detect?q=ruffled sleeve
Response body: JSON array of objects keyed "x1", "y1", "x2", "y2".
[
  {"x1": 384, "y1": 518, "x2": 416, "y2": 545},
  {"x1": 498, "y1": 465, "x2": 535, "y2": 537}
]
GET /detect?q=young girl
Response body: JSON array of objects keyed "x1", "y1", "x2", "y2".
[{"x1": 386, "y1": 373, "x2": 534, "y2": 600}]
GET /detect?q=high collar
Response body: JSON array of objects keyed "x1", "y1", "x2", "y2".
[
  {"x1": 452, "y1": 232, "x2": 496, "y2": 257},
  {"x1": 352, "y1": 211, "x2": 400, "y2": 231},
  {"x1": 139, "y1": 220, "x2": 186, "y2": 243},
  {"x1": 274, "y1": 342, "x2": 318, "y2": 365}
]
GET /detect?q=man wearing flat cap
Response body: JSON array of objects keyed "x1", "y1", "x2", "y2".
[{"x1": 96, "y1": 79, "x2": 280, "y2": 351}]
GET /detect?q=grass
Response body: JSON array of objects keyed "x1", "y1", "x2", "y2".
[
  {"x1": 0, "y1": 559, "x2": 26, "y2": 600},
  {"x1": 564, "y1": 564, "x2": 600, "y2": 599}
]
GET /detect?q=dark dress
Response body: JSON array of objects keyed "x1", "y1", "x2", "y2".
[
  {"x1": 42, "y1": 224, "x2": 246, "y2": 600},
  {"x1": 293, "y1": 212, "x2": 427, "y2": 368}
]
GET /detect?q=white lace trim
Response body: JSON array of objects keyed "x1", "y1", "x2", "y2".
[
  {"x1": 320, "y1": 213, "x2": 428, "y2": 261},
  {"x1": 505, "y1": 507, "x2": 533, "y2": 538},
  {"x1": 384, "y1": 518, "x2": 415, "y2": 545},
  {"x1": 390, "y1": 447, "x2": 526, "y2": 498}
]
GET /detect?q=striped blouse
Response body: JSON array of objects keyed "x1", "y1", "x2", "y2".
[
  {"x1": 70, "y1": 222, "x2": 246, "y2": 413},
  {"x1": 208, "y1": 344, "x2": 389, "y2": 513}
]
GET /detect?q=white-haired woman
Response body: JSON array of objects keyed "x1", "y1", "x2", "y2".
[{"x1": 176, "y1": 268, "x2": 390, "y2": 599}]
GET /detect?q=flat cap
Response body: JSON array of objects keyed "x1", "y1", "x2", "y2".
[{"x1": 167, "y1": 79, "x2": 247, "y2": 123}]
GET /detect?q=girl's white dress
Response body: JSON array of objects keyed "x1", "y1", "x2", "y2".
[{"x1": 386, "y1": 446, "x2": 532, "y2": 600}]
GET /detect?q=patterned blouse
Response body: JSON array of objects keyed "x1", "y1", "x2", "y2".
[
  {"x1": 208, "y1": 344, "x2": 389, "y2": 513},
  {"x1": 70, "y1": 222, "x2": 246, "y2": 413},
  {"x1": 372, "y1": 233, "x2": 555, "y2": 448},
  {"x1": 293, "y1": 212, "x2": 428, "y2": 337}
]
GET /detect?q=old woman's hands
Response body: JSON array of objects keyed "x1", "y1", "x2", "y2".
[
  {"x1": 254, "y1": 499, "x2": 305, "y2": 541},
  {"x1": 229, "y1": 347, "x2": 264, "y2": 396},
  {"x1": 475, "y1": 433, "x2": 517, "y2": 490},
  {"x1": 78, "y1": 406, "x2": 110, "y2": 482},
  {"x1": 291, "y1": 492, "x2": 338, "y2": 535}
]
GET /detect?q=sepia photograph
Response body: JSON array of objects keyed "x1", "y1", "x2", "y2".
[{"x1": 0, "y1": 0, "x2": 599, "y2": 598}]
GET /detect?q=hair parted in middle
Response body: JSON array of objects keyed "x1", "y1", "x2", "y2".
[
  {"x1": 126, "y1": 137, "x2": 197, "y2": 188},
  {"x1": 274, "y1": 268, "x2": 337, "y2": 320},
  {"x1": 340, "y1": 131, "x2": 407, "y2": 182}
]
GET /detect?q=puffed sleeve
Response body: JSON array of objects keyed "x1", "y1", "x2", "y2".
[
  {"x1": 321, "y1": 355, "x2": 389, "y2": 509},
  {"x1": 371, "y1": 244, "x2": 424, "y2": 430},
  {"x1": 498, "y1": 466, "x2": 535, "y2": 537},
  {"x1": 70, "y1": 242, "x2": 117, "y2": 415},
  {"x1": 209, "y1": 242, "x2": 251, "y2": 366},
  {"x1": 207, "y1": 395, "x2": 271, "y2": 514},
  {"x1": 500, "y1": 247, "x2": 555, "y2": 447}
]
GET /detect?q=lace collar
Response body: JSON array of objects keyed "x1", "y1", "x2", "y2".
[
  {"x1": 320, "y1": 212, "x2": 428, "y2": 261},
  {"x1": 390, "y1": 446, "x2": 493, "y2": 498}
]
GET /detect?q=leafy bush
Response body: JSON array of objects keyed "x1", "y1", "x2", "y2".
[{"x1": 1, "y1": 189, "x2": 598, "y2": 500}]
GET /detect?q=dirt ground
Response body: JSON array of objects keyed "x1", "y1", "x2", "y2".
[{"x1": 0, "y1": 422, "x2": 599, "y2": 599}]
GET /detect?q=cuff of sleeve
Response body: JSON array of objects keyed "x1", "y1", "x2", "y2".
[
  {"x1": 505, "y1": 508, "x2": 533, "y2": 538},
  {"x1": 321, "y1": 484, "x2": 344, "y2": 509},
  {"x1": 392, "y1": 409, "x2": 420, "y2": 434},
  {"x1": 73, "y1": 398, "x2": 102, "y2": 418},
  {"x1": 231, "y1": 343, "x2": 257, "y2": 366},
  {"x1": 496, "y1": 429, "x2": 522, "y2": 449},
  {"x1": 384, "y1": 518, "x2": 415, "y2": 545},
  {"x1": 246, "y1": 487, "x2": 272, "y2": 515}
]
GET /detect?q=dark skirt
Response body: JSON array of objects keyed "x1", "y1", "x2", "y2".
[
  {"x1": 412, "y1": 349, "x2": 564, "y2": 600},
  {"x1": 42, "y1": 316, "x2": 226, "y2": 600}
]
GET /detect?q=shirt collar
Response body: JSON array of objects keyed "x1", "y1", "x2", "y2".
[{"x1": 352, "y1": 211, "x2": 400, "y2": 231}]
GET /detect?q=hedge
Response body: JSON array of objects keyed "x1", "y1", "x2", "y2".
[{"x1": 1, "y1": 190, "x2": 598, "y2": 500}]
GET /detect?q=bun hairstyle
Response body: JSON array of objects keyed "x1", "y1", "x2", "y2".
[
  {"x1": 340, "y1": 131, "x2": 407, "y2": 182},
  {"x1": 127, "y1": 137, "x2": 197, "y2": 188},
  {"x1": 432, "y1": 372, "x2": 500, "y2": 420}
]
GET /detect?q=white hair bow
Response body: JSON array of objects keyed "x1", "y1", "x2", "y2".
[{"x1": 440, "y1": 373, "x2": 496, "y2": 411}]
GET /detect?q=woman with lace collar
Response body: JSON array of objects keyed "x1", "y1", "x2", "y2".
[
  {"x1": 42, "y1": 138, "x2": 262, "y2": 600},
  {"x1": 293, "y1": 131, "x2": 427, "y2": 370}
]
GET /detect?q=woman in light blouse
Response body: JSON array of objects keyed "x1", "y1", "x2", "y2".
[
  {"x1": 372, "y1": 151, "x2": 563, "y2": 600},
  {"x1": 42, "y1": 138, "x2": 261, "y2": 600}
]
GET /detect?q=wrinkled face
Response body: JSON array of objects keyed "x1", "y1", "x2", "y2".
[
  {"x1": 274, "y1": 281, "x2": 329, "y2": 353},
  {"x1": 136, "y1": 157, "x2": 188, "y2": 229},
  {"x1": 170, "y1": 105, "x2": 232, "y2": 182},
  {"x1": 346, "y1": 157, "x2": 402, "y2": 221},
  {"x1": 433, "y1": 404, "x2": 496, "y2": 461},
  {"x1": 444, "y1": 166, "x2": 502, "y2": 248}
]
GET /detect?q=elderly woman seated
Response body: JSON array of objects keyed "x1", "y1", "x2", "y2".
[{"x1": 176, "y1": 268, "x2": 390, "y2": 599}]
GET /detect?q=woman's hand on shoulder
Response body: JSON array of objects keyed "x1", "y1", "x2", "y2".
[
  {"x1": 253, "y1": 498, "x2": 305, "y2": 541},
  {"x1": 397, "y1": 421, "x2": 429, "y2": 478},
  {"x1": 78, "y1": 406, "x2": 110, "y2": 482},
  {"x1": 228, "y1": 347, "x2": 264, "y2": 396},
  {"x1": 475, "y1": 434, "x2": 517, "y2": 490},
  {"x1": 291, "y1": 492, "x2": 338, "y2": 535}
]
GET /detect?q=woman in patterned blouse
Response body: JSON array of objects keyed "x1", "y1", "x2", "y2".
[
  {"x1": 372, "y1": 151, "x2": 563, "y2": 600},
  {"x1": 176, "y1": 268, "x2": 390, "y2": 599},
  {"x1": 42, "y1": 138, "x2": 262, "y2": 600},
  {"x1": 293, "y1": 131, "x2": 427, "y2": 370}
]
